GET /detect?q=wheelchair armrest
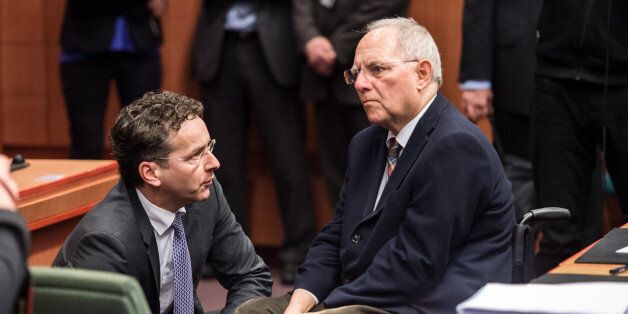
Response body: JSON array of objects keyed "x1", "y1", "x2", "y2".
[{"x1": 520, "y1": 207, "x2": 570, "y2": 225}]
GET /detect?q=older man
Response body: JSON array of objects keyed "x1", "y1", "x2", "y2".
[
  {"x1": 237, "y1": 17, "x2": 514, "y2": 314},
  {"x1": 54, "y1": 91, "x2": 272, "y2": 313}
]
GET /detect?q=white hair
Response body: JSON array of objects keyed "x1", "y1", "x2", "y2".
[{"x1": 365, "y1": 17, "x2": 443, "y2": 86}]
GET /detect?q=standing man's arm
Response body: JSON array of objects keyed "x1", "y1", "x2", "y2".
[
  {"x1": 0, "y1": 155, "x2": 30, "y2": 314},
  {"x1": 459, "y1": 0, "x2": 494, "y2": 122},
  {"x1": 207, "y1": 180, "x2": 272, "y2": 312}
]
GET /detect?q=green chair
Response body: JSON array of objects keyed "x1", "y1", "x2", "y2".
[{"x1": 29, "y1": 267, "x2": 151, "y2": 314}]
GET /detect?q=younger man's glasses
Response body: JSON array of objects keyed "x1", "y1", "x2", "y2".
[{"x1": 158, "y1": 139, "x2": 216, "y2": 166}]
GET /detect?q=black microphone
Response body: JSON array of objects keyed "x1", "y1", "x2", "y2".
[{"x1": 10, "y1": 154, "x2": 29, "y2": 172}]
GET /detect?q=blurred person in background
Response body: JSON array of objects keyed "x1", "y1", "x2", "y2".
[
  {"x1": 192, "y1": 0, "x2": 316, "y2": 284},
  {"x1": 532, "y1": 0, "x2": 628, "y2": 275},
  {"x1": 458, "y1": 0, "x2": 543, "y2": 221},
  {"x1": 60, "y1": 0, "x2": 165, "y2": 159}
]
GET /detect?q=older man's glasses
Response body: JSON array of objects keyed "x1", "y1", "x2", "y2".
[
  {"x1": 158, "y1": 139, "x2": 216, "y2": 166},
  {"x1": 343, "y1": 60, "x2": 419, "y2": 84}
]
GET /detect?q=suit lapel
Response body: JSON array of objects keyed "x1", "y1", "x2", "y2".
[
  {"x1": 128, "y1": 184, "x2": 161, "y2": 292},
  {"x1": 367, "y1": 93, "x2": 448, "y2": 217},
  {"x1": 361, "y1": 129, "x2": 388, "y2": 218}
]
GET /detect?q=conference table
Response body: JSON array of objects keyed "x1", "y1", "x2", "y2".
[
  {"x1": 13, "y1": 159, "x2": 120, "y2": 265},
  {"x1": 537, "y1": 222, "x2": 628, "y2": 281}
]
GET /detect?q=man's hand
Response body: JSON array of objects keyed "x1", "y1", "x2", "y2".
[
  {"x1": 147, "y1": 0, "x2": 168, "y2": 17},
  {"x1": 304, "y1": 36, "x2": 337, "y2": 77},
  {"x1": 284, "y1": 289, "x2": 317, "y2": 314},
  {"x1": 0, "y1": 155, "x2": 19, "y2": 211},
  {"x1": 460, "y1": 89, "x2": 493, "y2": 123}
]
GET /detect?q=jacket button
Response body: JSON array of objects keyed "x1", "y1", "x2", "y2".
[{"x1": 351, "y1": 233, "x2": 361, "y2": 243}]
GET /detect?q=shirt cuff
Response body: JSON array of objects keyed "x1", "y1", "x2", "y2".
[
  {"x1": 459, "y1": 80, "x2": 492, "y2": 90},
  {"x1": 304, "y1": 289, "x2": 319, "y2": 306}
]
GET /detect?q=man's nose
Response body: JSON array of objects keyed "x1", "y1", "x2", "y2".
[
  {"x1": 204, "y1": 152, "x2": 220, "y2": 171},
  {"x1": 353, "y1": 70, "x2": 371, "y2": 92}
]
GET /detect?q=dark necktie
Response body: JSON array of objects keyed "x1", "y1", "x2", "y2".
[
  {"x1": 387, "y1": 138, "x2": 401, "y2": 176},
  {"x1": 171, "y1": 212, "x2": 194, "y2": 314}
]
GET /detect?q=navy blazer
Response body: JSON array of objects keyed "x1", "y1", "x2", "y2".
[
  {"x1": 294, "y1": 93, "x2": 515, "y2": 313},
  {"x1": 53, "y1": 179, "x2": 272, "y2": 313}
]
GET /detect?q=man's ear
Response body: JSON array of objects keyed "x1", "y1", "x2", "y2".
[
  {"x1": 416, "y1": 59, "x2": 434, "y2": 91},
  {"x1": 139, "y1": 161, "x2": 162, "y2": 187}
]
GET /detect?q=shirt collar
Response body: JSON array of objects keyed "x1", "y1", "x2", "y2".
[
  {"x1": 136, "y1": 188, "x2": 186, "y2": 236},
  {"x1": 387, "y1": 94, "x2": 437, "y2": 148}
]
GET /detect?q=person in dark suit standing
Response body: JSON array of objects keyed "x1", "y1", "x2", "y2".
[
  {"x1": 458, "y1": 0, "x2": 543, "y2": 220},
  {"x1": 0, "y1": 155, "x2": 30, "y2": 314},
  {"x1": 60, "y1": 0, "x2": 165, "y2": 159},
  {"x1": 53, "y1": 91, "x2": 272, "y2": 313},
  {"x1": 532, "y1": 0, "x2": 628, "y2": 275},
  {"x1": 192, "y1": 0, "x2": 316, "y2": 284},
  {"x1": 292, "y1": 0, "x2": 408, "y2": 207},
  {"x1": 236, "y1": 17, "x2": 515, "y2": 314}
]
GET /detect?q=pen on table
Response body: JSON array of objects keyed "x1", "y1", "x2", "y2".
[{"x1": 609, "y1": 264, "x2": 628, "y2": 275}]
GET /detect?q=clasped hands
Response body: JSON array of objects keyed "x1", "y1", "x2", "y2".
[
  {"x1": 283, "y1": 288, "x2": 318, "y2": 314},
  {"x1": 460, "y1": 88, "x2": 493, "y2": 123},
  {"x1": 305, "y1": 36, "x2": 337, "y2": 77}
]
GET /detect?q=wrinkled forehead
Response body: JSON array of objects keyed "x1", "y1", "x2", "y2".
[{"x1": 354, "y1": 27, "x2": 401, "y2": 65}]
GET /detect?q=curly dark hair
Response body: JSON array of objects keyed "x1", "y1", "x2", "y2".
[{"x1": 110, "y1": 91, "x2": 204, "y2": 187}]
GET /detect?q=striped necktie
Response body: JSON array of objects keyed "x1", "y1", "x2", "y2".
[
  {"x1": 387, "y1": 138, "x2": 401, "y2": 176},
  {"x1": 171, "y1": 212, "x2": 194, "y2": 314}
]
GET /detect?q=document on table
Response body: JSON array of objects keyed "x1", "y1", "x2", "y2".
[{"x1": 456, "y1": 282, "x2": 628, "y2": 314}]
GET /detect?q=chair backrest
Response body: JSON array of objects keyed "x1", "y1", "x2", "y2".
[
  {"x1": 29, "y1": 267, "x2": 151, "y2": 314},
  {"x1": 511, "y1": 207, "x2": 571, "y2": 283}
]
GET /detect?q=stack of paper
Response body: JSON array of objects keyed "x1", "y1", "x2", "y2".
[{"x1": 456, "y1": 282, "x2": 628, "y2": 314}]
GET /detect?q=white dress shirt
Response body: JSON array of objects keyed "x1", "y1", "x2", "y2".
[
  {"x1": 136, "y1": 188, "x2": 186, "y2": 314},
  {"x1": 373, "y1": 94, "x2": 436, "y2": 210}
]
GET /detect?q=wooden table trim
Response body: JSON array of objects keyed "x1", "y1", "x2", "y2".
[
  {"x1": 548, "y1": 223, "x2": 628, "y2": 278},
  {"x1": 19, "y1": 162, "x2": 118, "y2": 198},
  {"x1": 27, "y1": 200, "x2": 97, "y2": 231}
]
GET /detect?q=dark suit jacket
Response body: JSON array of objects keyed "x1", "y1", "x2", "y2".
[
  {"x1": 0, "y1": 210, "x2": 30, "y2": 314},
  {"x1": 192, "y1": 0, "x2": 299, "y2": 88},
  {"x1": 459, "y1": 0, "x2": 543, "y2": 115},
  {"x1": 60, "y1": 0, "x2": 162, "y2": 52},
  {"x1": 53, "y1": 180, "x2": 272, "y2": 314},
  {"x1": 294, "y1": 93, "x2": 515, "y2": 313},
  {"x1": 292, "y1": 0, "x2": 408, "y2": 104}
]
